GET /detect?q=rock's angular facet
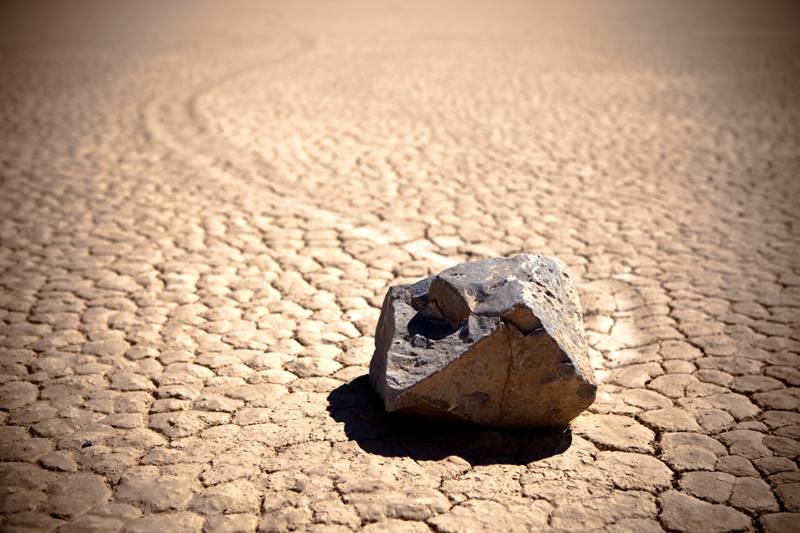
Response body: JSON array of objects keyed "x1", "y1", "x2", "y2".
[{"x1": 369, "y1": 253, "x2": 597, "y2": 428}]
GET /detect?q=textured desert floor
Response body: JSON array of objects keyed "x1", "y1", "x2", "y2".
[{"x1": 1, "y1": 0, "x2": 799, "y2": 531}]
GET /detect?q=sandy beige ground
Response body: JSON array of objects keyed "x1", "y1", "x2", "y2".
[{"x1": 1, "y1": 0, "x2": 799, "y2": 531}]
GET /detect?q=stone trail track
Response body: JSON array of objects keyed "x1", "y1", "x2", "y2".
[{"x1": 0, "y1": 0, "x2": 799, "y2": 531}]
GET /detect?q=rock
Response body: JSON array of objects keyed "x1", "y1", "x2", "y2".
[{"x1": 369, "y1": 254, "x2": 596, "y2": 428}]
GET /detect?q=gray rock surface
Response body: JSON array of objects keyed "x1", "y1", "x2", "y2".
[{"x1": 369, "y1": 254, "x2": 597, "y2": 427}]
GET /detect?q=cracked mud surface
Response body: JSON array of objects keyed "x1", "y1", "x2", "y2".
[{"x1": 1, "y1": 0, "x2": 799, "y2": 531}]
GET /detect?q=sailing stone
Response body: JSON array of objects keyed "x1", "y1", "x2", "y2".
[{"x1": 368, "y1": 253, "x2": 597, "y2": 428}]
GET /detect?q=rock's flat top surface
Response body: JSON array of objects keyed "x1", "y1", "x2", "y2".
[{"x1": 1, "y1": 0, "x2": 799, "y2": 531}]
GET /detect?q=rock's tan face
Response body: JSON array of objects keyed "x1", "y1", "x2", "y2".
[{"x1": 0, "y1": 0, "x2": 798, "y2": 531}]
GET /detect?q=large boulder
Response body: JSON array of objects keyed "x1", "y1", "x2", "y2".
[{"x1": 369, "y1": 253, "x2": 597, "y2": 428}]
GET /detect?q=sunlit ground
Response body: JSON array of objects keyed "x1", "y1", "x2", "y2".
[{"x1": 0, "y1": 0, "x2": 799, "y2": 531}]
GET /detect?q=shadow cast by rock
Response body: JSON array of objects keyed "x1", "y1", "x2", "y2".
[{"x1": 327, "y1": 375, "x2": 572, "y2": 466}]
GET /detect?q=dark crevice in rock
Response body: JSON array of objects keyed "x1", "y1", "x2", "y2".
[{"x1": 407, "y1": 312, "x2": 463, "y2": 341}]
